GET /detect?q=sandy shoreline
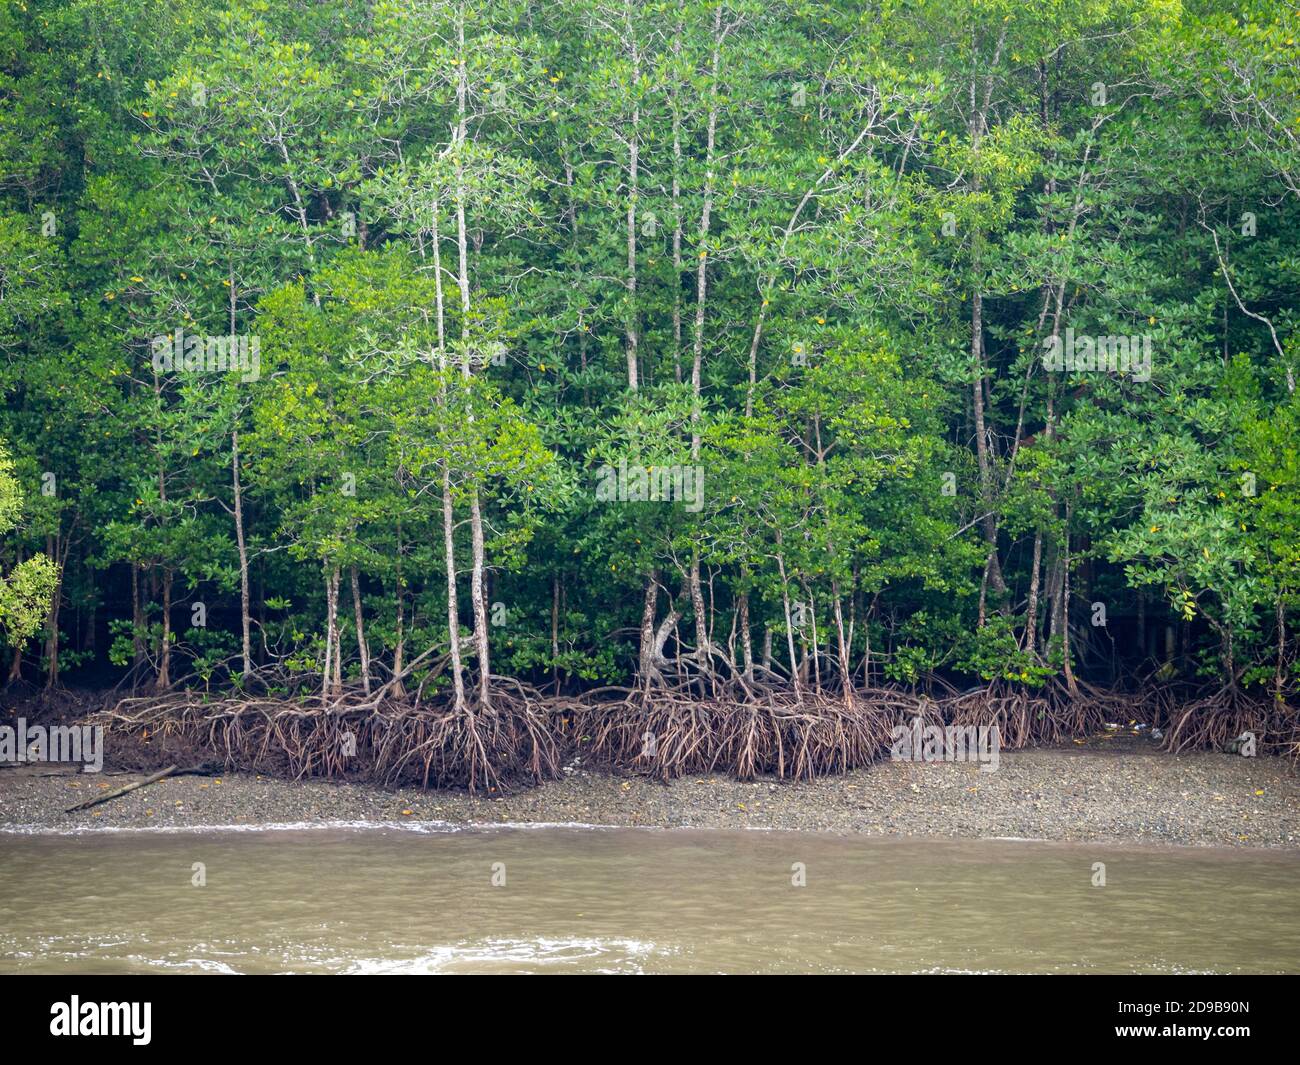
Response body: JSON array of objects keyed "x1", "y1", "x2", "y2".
[{"x1": 0, "y1": 734, "x2": 1295, "y2": 847}]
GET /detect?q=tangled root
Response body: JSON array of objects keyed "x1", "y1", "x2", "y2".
[
  {"x1": 574, "y1": 690, "x2": 911, "y2": 781},
  {"x1": 941, "y1": 679, "x2": 1127, "y2": 748},
  {"x1": 95, "y1": 685, "x2": 564, "y2": 793},
  {"x1": 92, "y1": 678, "x2": 1297, "y2": 791},
  {"x1": 1161, "y1": 686, "x2": 1297, "y2": 757}
]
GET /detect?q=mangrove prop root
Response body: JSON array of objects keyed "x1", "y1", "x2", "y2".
[
  {"x1": 90, "y1": 680, "x2": 1297, "y2": 792},
  {"x1": 96, "y1": 684, "x2": 571, "y2": 793}
]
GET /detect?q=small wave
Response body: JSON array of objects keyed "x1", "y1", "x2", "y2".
[
  {"x1": 981, "y1": 835, "x2": 1051, "y2": 843},
  {"x1": 0, "y1": 818, "x2": 632, "y2": 838},
  {"x1": 340, "y1": 936, "x2": 667, "y2": 974}
]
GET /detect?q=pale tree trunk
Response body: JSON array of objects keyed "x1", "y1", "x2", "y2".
[
  {"x1": 331, "y1": 566, "x2": 343, "y2": 695},
  {"x1": 392, "y1": 523, "x2": 406, "y2": 699},
  {"x1": 688, "y1": 560, "x2": 711, "y2": 687},
  {"x1": 454, "y1": 9, "x2": 492, "y2": 708},
  {"x1": 229, "y1": 269, "x2": 252, "y2": 677},
  {"x1": 971, "y1": 290, "x2": 1006, "y2": 611},
  {"x1": 1061, "y1": 517, "x2": 1079, "y2": 697},
  {"x1": 1025, "y1": 528, "x2": 1043, "y2": 657},
  {"x1": 623, "y1": 1, "x2": 641, "y2": 391},
  {"x1": 321, "y1": 572, "x2": 332, "y2": 706},
  {"x1": 321, "y1": 566, "x2": 343, "y2": 702},
  {"x1": 737, "y1": 585, "x2": 754, "y2": 682},
  {"x1": 686, "y1": 10, "x2": 723, "y2": 684},
  {"x1": 670, "y1": 11, "x2": 684, "y2": 383},
  {"x1": 832, "y1": 580, "x2": 853, "y2": 700},
  {"x1": 468, "y1": 500, "x2": 491, "y2": 707},
  {"x1": 638, "y1": 572, "x2": 658, "y2": 694},
  {"x1": 320, "y1": 567, "x2": 344, "y2": 702},
  {"x1": 806, "y1": 585, "x2": 821, "y2": 692},
  {"x1": 967, "y1": 33, "x2": 1009, "y2": 619},
  {"x1": 442, "y1": 465, "x2": 467, "y2": 712},
  {"x1": 232, "y1": 429, "x2": 252, "y2": 676},
  {"x1": 427, "y1": 206, "x2": 461, "y2": 708},
  {"x1": 351, "y1": 565, "x2": 370, "y2": 695},
  {"x1": 774, "y1": 532, "x2": 801, "y2": 700}
]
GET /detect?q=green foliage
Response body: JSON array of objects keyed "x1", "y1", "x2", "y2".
[
  {"x1": 2, "y1": 0, "x2": 1298, "y2": 703},
  {"x1": 0, "y1": 443, "x2": 58, "y2": 647}
]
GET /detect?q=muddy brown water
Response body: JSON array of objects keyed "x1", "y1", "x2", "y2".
[{"x1": 0, "y1": 826, "x2": 1296, "y2": 973}]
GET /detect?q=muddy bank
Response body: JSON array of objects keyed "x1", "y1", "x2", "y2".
[{"x1": 1, "y1": 736, "x2": 1295, "y2": 848}]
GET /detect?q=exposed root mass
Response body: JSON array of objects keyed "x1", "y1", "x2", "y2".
[{"x1": 90, "y1": 680, "x2": 1296, "y2": 792}]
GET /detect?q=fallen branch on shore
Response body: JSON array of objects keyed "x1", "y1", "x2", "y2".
[{"x1": 65, "y1": 764, "x2": 180, "y2": 813}]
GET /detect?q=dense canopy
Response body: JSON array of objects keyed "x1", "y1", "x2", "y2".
[{"x1": 1, "y1": 1, "x2": 1297, "y2": 758}]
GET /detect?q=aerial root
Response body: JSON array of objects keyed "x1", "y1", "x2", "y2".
[
  {"x1": 1160, "y1": 686, "x2": 1296, "y2": 757},
  {"x1": 95, "y1": 683, "x2": 567, "y2": 793},
  {"x1": 92, "y1": 679, "x2": 1297, "y2": 791}
]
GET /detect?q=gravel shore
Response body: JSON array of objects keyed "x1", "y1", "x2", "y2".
[{"x1": 1, "y1": 734, "x2": 1295, "y2": 847}]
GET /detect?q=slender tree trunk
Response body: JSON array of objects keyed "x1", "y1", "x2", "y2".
[
  {"x1": 638, "y1": 570, "x2": 659, "y2": 697},
  {"x1": 154, "y1": 568, "x2": 171, "y2": 691},
  {"x1": 1061, "y1": 516, "x2": 1078, "y2": 697},
  {"x1": 832, "y1": 581, "x2": 852, "y2": 700},
  {"x1": 682, "y1": 13, "x2": 724, "y2": 688},
  {"x1": 551, "y1": 572, "x2": 561, "y2": 690},
  {"x1": 623, "y1": 1, "x2": 641, "y2": 391},
  {"x1": 971, "y1": 290, "x2": 1006, "y2": 610},
  {"x1": 321, "y1": 567, "x2": 340, "y2": 702},
  {"x1": 468, "y1": 501, "x2": 491, "y2": 707},
  {"x1": 131, "y1": 561, "x2": 144, "y2": 686},
  {"x1": 442, "y1": 465, "x2": 466, "y2": 711},
  {"x1": 1276, "y1": 596, "x2": 1287, "y2": 701},
  {"x1": 688, "y1": 558, "x2": 711, "y2": 686},
  {"x1": 330, "y1": 566, "x2": 342, "y2": 695},
  {"x1": 806, "y1": 587, "x2": 821, "y2": 692},
  {"x1": 390, "y1": 520, "x2": 406, "y2": 698},
  {"x1": 228, "y1": 267, "x2": 252, "y2": 678},
  {"x1": 454, "y1": 13, "x2": 492, "y2": 708},
  {"x1": 738, "y1": 586, "x2": 754, "y2": 682},
  {"x1": 425, "y1": 205, "x2": 455, "y2": 708},
  {"x1": 690, "y1": 6, "x2": 722, "y2": 439},
  {"x1": 232, "y1": 430, "x2": 252, "y2": 676},
  {"x1": 321, "y1": 572, "x2": 333, "y2": 706},
  {"x1": 351, "y1": 565, "x2": 370, "y2": 695},
  {"x1": 966, "y1": 39, "x2": 1008, "y2": 617},
  {"x1": 774, "y1": 534, "x2": 801, "y2": 700},
  {"x1": 1025, "y1": 528, "x2": 1043, "y2": 658},
  {"x1": 670, "y1": 11, "x2": 684, "y2": 384}
]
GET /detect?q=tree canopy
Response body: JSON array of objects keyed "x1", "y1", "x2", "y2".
[{"x1": 1, "y1": 0, "x2": 1297, "y2": 726}]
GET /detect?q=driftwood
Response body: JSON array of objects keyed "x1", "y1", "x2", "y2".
[{"x1": 64, "y1": 764, "x2": 180, "y2": 813}]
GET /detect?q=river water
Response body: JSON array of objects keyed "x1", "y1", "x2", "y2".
[{"x1": 1, "y1": 826, "x2": 1296, "y2": 973}]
